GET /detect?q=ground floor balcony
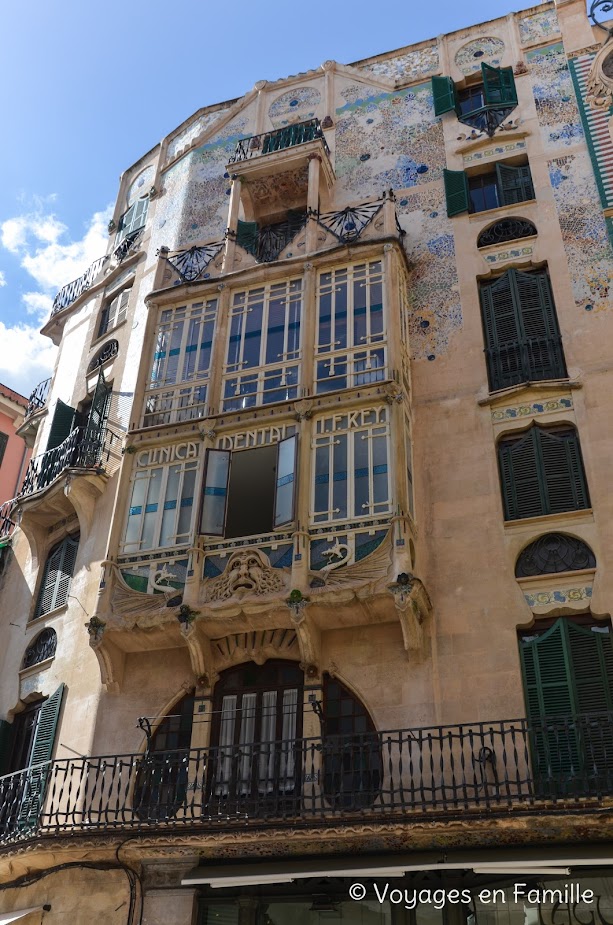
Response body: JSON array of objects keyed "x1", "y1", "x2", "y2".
[{"x1": 1, "y1": 713, "x2": 613, "y2": 849}]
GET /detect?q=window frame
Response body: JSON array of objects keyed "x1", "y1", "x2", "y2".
[
  {"x1": 33, "y1": 533, "x2": 80, "y2": 620},
  {"x1": 97, "y1": 285, "x2": 132, "y2": 339},
  {"x1": 116, "y1": 196, "x2": 149, "y2": 244},
  {"x1": 123, "y1": 458, "x2": 199, "y2": 554}
]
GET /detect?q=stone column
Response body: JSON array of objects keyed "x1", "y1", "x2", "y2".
[
  {"x1": 223, "y1": 175, "x2": 242, "y2": 273},
  {"x1": 306, "y1": 155, "x2": 321, "y2": 253},
  {"x1": 142, "y1": 888, "x2": 197, "y2": 925}
]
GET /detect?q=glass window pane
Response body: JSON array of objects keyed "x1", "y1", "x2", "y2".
[
  {"x1": 141, "y1": 468, "x2": 162, "y2": 549},
  {"x1": 177, "y1": 466, "x2": 196, "y2": 540},
  {"x1": 274, "y1": 436, "x2": 297, "y2": 527},
  {"x1": 354, "y1": 431, "x2": 370, "y2": 517},
  {"x1": 333, "y1": 434, "x2": 348, "y2": 520},
  {"x1": 201, "y1": 451, "x2": 230, "y2": 535}
]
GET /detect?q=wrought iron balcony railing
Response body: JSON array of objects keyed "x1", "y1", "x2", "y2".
[
  {"x1": 19, "y1": 426, "x2": 119, "y2": 499},
  {"x1": 486, "y1": 334, "x2": 567, "y2": 392},
  {"x1": 0, "y1": 500, "x2": 17, "y2": 541},
  {"x1": 25, "y1": 377, "x2": 51, "y2": 419},
  {"x1": 229, "y1": 119, "x2": 329, "y2": 163},
  {"x1": 1, "y1": 713, "x2": 612, "y2": 846},
  {"x1": 51, "y1": 257, "x2": 108, "y2": 317}
]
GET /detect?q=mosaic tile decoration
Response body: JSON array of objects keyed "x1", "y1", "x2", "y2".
[
  {"x1": 569, "y1": 54, "x2": 613, "y2": 210},
  {"x1": 548, "y1": 152, "x2": 613, "y2": 312},
  {"x1": 518, "y1": 8, "x2": 561, "y2": 47},
  {"x1": 463, "y1": 140, "x2": 526, "y2": 165},
  {"x1": 268, "y1": 87, "x2": 322, "y2": 127},
  {"x1": 523, "y1": 585, "x2": 592, "y2": 608},
  {"x1": 398, "y1": 187, "x2": 462, "y2": 361},
  {"x1": 126, "y1": 165, "x2": 154, "y2": 207},
  {"x1": 359, "y1": 45, "x2": 440, "y2": 83},
  {"x1": 526, "y1": 43, "x2": 584, "y2": 152},
  {"x1": 310, "y1": 529, "x2": 387, "y2": 571},
  {"x1": 454, "y1": 37, "x2": 505, "y2": 75},
  {"x1": 491, "y1": 396, "x2": 573, "y2": 422},
  {"x1": 166, "y1": 108, "x2": 231, "y2": 161},
  {"x1": 335, "y1": 81, "x2": 445, "y2": 197},
  {"x1": 483, "y1": 245, "x2": 534, "y2": 265}
]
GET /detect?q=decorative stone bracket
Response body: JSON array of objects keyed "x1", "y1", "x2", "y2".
[
  {"x1": 387, "y1": 573, "x2": 432, "y2": 659},
  {"x1": 287, "y1": 593, "x2": 321, "y2": 677}
]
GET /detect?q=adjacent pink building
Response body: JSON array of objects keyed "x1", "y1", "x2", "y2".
[{"x1": 0, "y1": 383, "x2": 31, "y2": 505}]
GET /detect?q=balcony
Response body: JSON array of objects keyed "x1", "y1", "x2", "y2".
[
  {"x1": 20, "y1": 426, "x2": 118, "y2": 499},
  {"x1": 229, "y1": 119, "x2": 329, "y2": 164},
  {"x1": 1, "y1": 713, "x2": 612, "y2": 847},
  {"x1": 16, "y1": 377, "x2": 52, "y2": 446}
]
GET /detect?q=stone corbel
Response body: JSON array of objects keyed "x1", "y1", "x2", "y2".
[
  {"x1": 178, "y1": 615, "x2": 219, "y2": 688},
  {"x1": 85, "y1": 616, "x2": 125, "y2": 693},
  {"x1": 587, "y1": 40, "x2": 613, "y2": 111},
  {"x1": 63, "y1": 473, "x2": 105, "y2": 536},
  {"x1": 387, "y1": 573, "x2": 432, "y2": 659},
  {"x1": 287, "y1": 597, "x2": 320, "y2": 676}
]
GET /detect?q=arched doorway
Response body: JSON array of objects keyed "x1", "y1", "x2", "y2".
[{"x1": 209, "y1": 661, "x2": 304, "y2": 814}]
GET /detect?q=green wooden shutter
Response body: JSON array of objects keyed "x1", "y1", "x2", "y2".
[
  {"x1": 83, "y1": 368, "x2": 111, "y2": 466},
  {"x1": 537, "y1": 427, "x2": 589, "y2": 515},
  {"x1": 498, "y1": 427, "x2": 546, "y2": 520},
  {"x1": 480, "y1": 271, "x2": 523, "y2": 389},
  {"x1": 34, "y1": 534, "x2": 80, "y2": 618},
  {"x1": 432, "y1": 76, "x2": 457, "y2": 116},
  {"x1": 118, "y1": 198, "x2": 148, "y2": 241},
  {"x1": 443, "y1": 169, "x2": 470, "y2": 217},
  {"x1": 496, "y1": 163, "x2": 534, "y2": 205},
  {"x1": 512, "y1": 269, "x2": 566, "y2": 381},
  {"x1": 46, "y1": 400, "x2": 75, "y2": 452},
  {"x1": 482, "y1": 63, "x2": 518, "y2": 107},
  {"x1": 18, "y1": 684, "x2": 65, "y2": 831}
]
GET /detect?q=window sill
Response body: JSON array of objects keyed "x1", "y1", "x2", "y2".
[
  {"x1": 28, "y1": 604, "x2": 68, "y2": 626},
  {"x1": 503, "y1": 508, "x2": 594, "y2": 533},
  {"x1": 19, "y1": 656, "x2": 55, "y2": 678},
  {"x1": 516, "y1": 567, "x2": 596, "y2": 588},
  {"x1": 478, "y1": 378, "x2": 582, "y2": 407},
  {"x1": 454, "y1": 128, "x2": 530, "y2": 157}
]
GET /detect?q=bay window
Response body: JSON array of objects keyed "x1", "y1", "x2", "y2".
[{"x1": 123, "y1": 457, "x2": 198, "y2": 553}]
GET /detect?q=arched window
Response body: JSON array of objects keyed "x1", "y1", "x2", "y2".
[
  {"x1": 498, "y1": 424, "x2": 589, "y2": 521},
  {"x1": 33, "y1": 534, "x2": 79, "y2": 619},
  {"x1": 22, "y1": 628, "x2": 57, "y2": 669},
  {"x1": 210, "y1": 661, "x2": 303, "y2": 814},
  {"x1": 87, "y1": 339, "x2": 118, "y2": 373},
  {"x1": 477, "y1": 218, "x2": 537, "y2": 248},
  {"x1": 479, "y1": 268, "x2": 566, "y2": 391},
  {"x1": 322, "y1": 675, "x2": 381, "y2": 808},
  {"x1": 133, "y1": 693, "x2": 194, "y2": 822},
  {"x1": 515, "y1": 533, "x2": 596, "y2": 578}
]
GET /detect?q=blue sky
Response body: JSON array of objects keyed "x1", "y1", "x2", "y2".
[{"x1": 0, "y1": 0, "x2": 547, "y2": 397}]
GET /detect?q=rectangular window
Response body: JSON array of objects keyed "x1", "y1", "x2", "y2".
[
  {"x1": 116, "y1": 197, "x2": 148, "y2": 243},
  {"x1": 312, "y1": 411, "x2": 391, "y2": 525},
  {"x1": 315, "y1": 261, "x2": 386, "y2": 393},
  {"x1": 98, "y1": 286, "x2": 131, "y2": 337},
  {"x1": 444, "y1": 162, "x2": 535, "y2": 217},
  {"x1": 143, "y1": 298, "x2": 218, "y2": 427},
  {"x1": 221, "y1": 280, "x2": 302, "y2": 412},
  {"x1": 200, "y1": 436, "x2": 298, "y2": 539},
  {"x1": 123, "y1": 459, "x2": 198, "y2": 553}
]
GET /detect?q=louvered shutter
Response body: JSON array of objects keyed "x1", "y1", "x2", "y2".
[
  {"x1": 274, "y1": 435, "x2": 297, "y2": 528},
  {"x1": 571, "y1": 623, "x2": 613, "y2": 786},
  {"x1": 443, "y1": 169, "x2": 470, "y2": 217},
  {"x1": 34, "y1": 534, "x2": 79, "y2": 618},
  {"x1": 83, "y1": 368, "x2": 111, "y2": 466},
  {"x1": 513, "y1": 269, "x2": 566, "y2": 381},
  {"x1": 496, "y1": 163, "x2": 534, "y2": 206},
  {"x1": 498, "y1": 428, "x2": 546, "y2": 520},
  {"x1": 200, "y1": 449, "x2": 231, "y2": 536},
  {"x1": 45, "y1": 400, "x2": 75, "y2": 452},
  {"x1": 538, "y1": 427, "x2": 589, "y2": 515},
  {"x1": 432, "y1": 76, "x2": 457, "y2": 116},
  {"x1": 118, "y1": 198, "x2": 148, "y2": 241},
  {"x1": 480, "y1": 272, "x2": 523, "y2": 389},
  {"x1": 0, "y1": 720, "x2": 12, "y2": 775},
  {"x1": 18, "y1": 685, "x2": 65, "y2": 832},
  {"x1": 482, "y1": 63, "x2": 518, "y2": 107}
]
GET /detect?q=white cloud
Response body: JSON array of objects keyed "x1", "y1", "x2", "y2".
[
  {"x1": 0, "y1": 322, "x2": 56, "y2": 398},
  {"x1": 22, "y1": 291, "x2": 53, "y2": 316},
  {"x1": 0, "y1": 271, "x2": 6, "y2": 288},
  {"x1": 20, "y1": 208, "x2": 110, "y2": 294}
]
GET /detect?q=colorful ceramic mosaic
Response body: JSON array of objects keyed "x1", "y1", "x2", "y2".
[
  {"x1": 335, "y1": 81, "x2": 445, "y2": 198},
  {"x1": 268, "y1": 87, "x2": 322, "y2": 127},
  {"x1": 483, "y1": 245, "x2": 534, "y2": 265},
  {"x1": 359, "y1": 45, "x2": 440, "y2": 83},
  {"x1": 523, "y1": 585, "x2": 592, "y2": 608},
  {"x1": 548, "y1": 152, "x2": 613, "y2": 312},
  {"x1": 398, "y1": 187, "x2": 462, "y2": 361},
  {"x1": 491, "y1": 396, "x2": 573, "y2": 422},
  {"x1": 526, "y1": 43, "x2": 584, "y2": 152},
  {"x1": 518, "y1": 8, "x2": 561, "y2": 47},
  {"x1": 462, "y1": 140, "x2": 526, "y2": 165},
  {"x1": 166, "y1": 108, "x2": 231, "y2": 161},
  {"x1": 126, "y1": 165, "x2": 154, "y2": 207},
  {"x1": 454, "y1": 37, "x2": 505, "y2": 75}
]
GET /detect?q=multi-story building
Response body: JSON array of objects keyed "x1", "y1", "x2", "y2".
[{"x1": 2, "y1": 0, "x2": 613, "y2": 922}]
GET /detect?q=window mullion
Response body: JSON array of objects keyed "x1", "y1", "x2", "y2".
[{"x1": 153, "y1": 467, "x2": 169, "y2": 549}]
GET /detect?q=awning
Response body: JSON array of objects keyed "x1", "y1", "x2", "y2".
[
  {"x1": 0, "y1": 910, "x2": 47, "y2": 924},
  {"x1": 182, "y1": 847, "x2": 613, "y2": 889}
]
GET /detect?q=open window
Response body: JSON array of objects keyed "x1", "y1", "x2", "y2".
[
  {"x1": 432, "y1": 63, "x2": 518, "y2": 136},
  {"x1": 97, "y1": 285, "x2": 131, "y2": 338},
  {"x1": 116, "y1": 196, "x2": 148, "y2": 244},
  {"x1": 200, "y1": 436, "x2": 297, "y2": 539},
  {"x1": 444, "y1": 160, "x2": 535, "y2": 217}
]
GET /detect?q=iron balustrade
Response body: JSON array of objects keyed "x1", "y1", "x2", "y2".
[
  {"x1": 113, "y1": 228, "x2": 143, "y2": 264},
  {"x1": 0, "y1": 500, "x2": 16, "y2": 540},
  {"x1": 25, "y1": 377, "x2": 51, "y2": 419},
  {"x1": 19, "y1": 427, "x2": 119, "y2": 498},
  {"x1": 486, "y1": 334, "x2": 567, "y2": 391},
  {"x1": 229, "y1": 119, "x2": 329, "y2": 163},
  {"x1": 51, "y1": 257, "x2": 108, "y2": 317},
  {"x1": 1, "y1": 713, "x2": 613, "y2": 845}
]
